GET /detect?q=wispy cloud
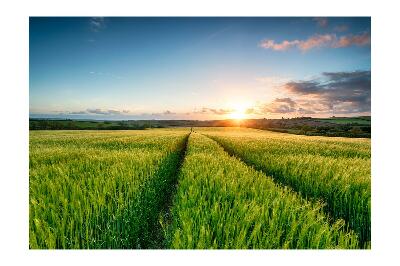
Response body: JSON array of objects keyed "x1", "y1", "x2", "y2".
[
  {"x1": 59, "y1": 108, "x2": 133, "y2": 116},
  {"x1": 89, "y1": 17, "x2": 105, "y2": 32},
  {"x1": 313, "y1": 17, "x2": 328, "y2": 27},
  {"x1": 69, "y1": 111, "x2": 87, "y2": 115},
  {"x1": 259, "y1": 39, "x2": 300, "y2": 51},
  {"x1": 194, "y1": 107, "x2": 234, "y2": 115},
  {"x1": 149, "y1": 110, "x2": 178, "y2": 116},
  {"x1": 89, "y1": 71, "x2": 123, "y2": 79},
  {"x1": 86, "y1": 108, "x2": 121, "y2": 115},
  {"x1": 333, "y1": 32, "x2": 371, "y2": 48},
  {"x1": 163, "y1": 110, "x2": 176, "y2": 115},
  {"x1": 259, "y1": 32, "x2": 370, "y2": 52}
]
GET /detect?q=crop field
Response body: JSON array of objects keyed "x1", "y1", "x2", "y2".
[
  {"x1": 30, "y1": 129, "x2": 189, "y2": 248},
  {"x1": 29, "y1": 127, "x2": 370, "y2": 249}
]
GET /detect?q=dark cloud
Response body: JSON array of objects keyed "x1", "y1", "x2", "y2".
[
  {"x1": 284, "y1": 81, "x2": 321, "y2": 95},
  {"x1": 262, "y1": 97, "x2": 297, "y2": 114},
  {"x1": 282, "y1": 70, "x2": 371, "y2": 114},
  {"x1": 322, "y1": 70, "x2": 370, "y2": 82},
  {"x1": 257, "y1": 71, "x2": 370, "y2": 115}
]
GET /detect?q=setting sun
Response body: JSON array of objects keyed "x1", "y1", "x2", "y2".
[
  {"x1": 228, "y1": 103, "x2": 249, "y2": 120},
  {"x1": 229, "y1": 110, "x2": 246, "y2": 120}
]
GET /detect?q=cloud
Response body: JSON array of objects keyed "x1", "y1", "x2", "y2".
[
  {"x1": 89, "y1": 71, "x2": 123, "y2": 79},
  {"x1": 191, "y1": 107, "x2": 235, "y2": 116},
  {"x1": 297, "y1": 34, "x2": 336, "y2": 51},
  {"x1": 297, "y1": 107, "x2": 316, "y2": 115},
  {"x1": 255, "y1": 70, "x2": 370, "y2": 116},
  {"x1": 261, "y1": 98, "x2": 297, "y2": 114},
  {"x1": 284, "y1": 80, "x2": 321, "y2": 95},
  {"x1": 259, "y1": 39, "x2": 300, "y2": 51},
  {"x1": 86, "y1": 108, "x2": 121, "y2": 115},
  {"x1": 70, "y1": 111, "x2": 87, "y2": 115},
  {"x1": 89, "y1": 17, "x2": 105, "y2": 32},
  {"x1": 313, "y1": 17, "x2": 328, "y2": 27},
  {"x1": 259, "y1": 32, "x2": 370, "y2": 52},
  {"x1": 332, "y1": 32, "x2": 371, "y2": 48},
  {"x1": 107, "y1": 110, "x2": 121, "y2": 115},
  {"x1": 53, "y1": 108, "x2": 132, "y2": 116},
  {"x1": 163, "y1": 110, "x2": 176, "y2": 115},
  {"x1": 149, "y1": 110, "x2": 178, "y2": 116},
  {"x1": 195, "y1": 107, "x2": 234, "y2": 115},
  {"x1": 281, "y1": 70, "x2": 371, "y2": 114}
]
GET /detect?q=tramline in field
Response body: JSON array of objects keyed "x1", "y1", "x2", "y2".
[
  {"x1": 199, "y1": 127, "x2": 371, "y2": 247},
  {"x1": 30, "y1": 129, "x2": 189, "y2": 248},
  {"x1": 166, "y1": 133, "x2": 359, "y2": 248}
]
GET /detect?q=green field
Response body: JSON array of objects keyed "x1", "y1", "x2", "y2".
[
  {"x1": 316, "y1": 117, "x2": 371, "y2": 125},
  {"x1": 29, "y1": 128, "x2": 370, "y2": 249}
]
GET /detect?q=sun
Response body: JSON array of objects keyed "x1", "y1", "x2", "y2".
[
  {"x1": 229, "y1": 110, "x2": 246, "y2": 120},
  {"x1": 228, "y1": 103, "x2": 249, "y2": 120}
]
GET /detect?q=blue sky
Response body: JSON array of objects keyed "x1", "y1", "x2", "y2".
[{"x1": 30, "y1": 17, "x2": 371, "y2": 120}]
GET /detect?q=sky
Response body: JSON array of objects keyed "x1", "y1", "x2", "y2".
[{"x1": 29, "y1": 17, "x2": 371, "y2": 120}]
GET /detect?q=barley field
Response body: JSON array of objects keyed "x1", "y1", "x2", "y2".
[{"x1": 29, "y1": 127, "x2": 371, "y2": 249}]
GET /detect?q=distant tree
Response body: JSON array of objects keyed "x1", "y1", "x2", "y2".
[
  {"x1": 349, "y1": 126, "x2": 362, "y2": 135},
  {"x1": 67, "y1": 121, "x2": 75, "y2": 129},
  {"x1": 301, "y1": 125, "x2": 312, "y2": 134}
]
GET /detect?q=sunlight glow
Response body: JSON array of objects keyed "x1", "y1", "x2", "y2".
[
  {"x1": 228, "y1": 103, "x2": 250, "y2": 120},
  {"x1": 229, "y1": 110, "x2": 246, "y2": 120}
]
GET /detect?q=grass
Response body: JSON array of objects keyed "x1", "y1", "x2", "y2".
[
  {"x1": 165, "y1": 133, "x2": 359, "y2": 249},
  {"x1": 199, "y1": 127, "x2": 370, "y2": 247}
]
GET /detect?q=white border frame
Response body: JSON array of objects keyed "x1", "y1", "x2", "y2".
[{"x1": 1, "y1": 0, "x2": 399, "y2": 265}]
